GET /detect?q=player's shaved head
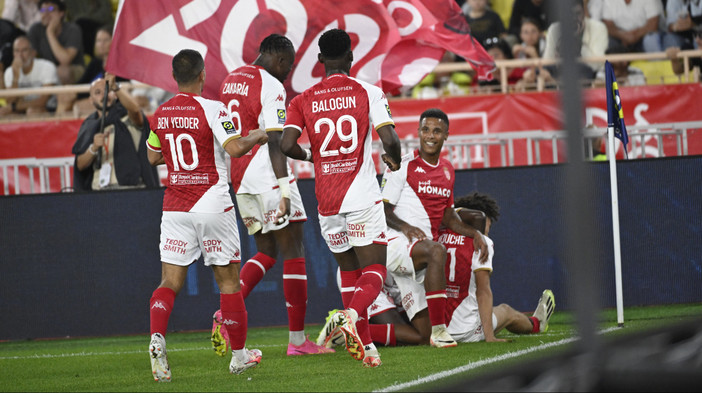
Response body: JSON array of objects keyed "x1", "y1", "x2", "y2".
[
  {"x1": 319, "y1": 29, "x2": 351, "y2": 59},
  {"x1": 172, "y1": 49, "x2": 204, "y2": 85},
  {"x1": 419, "y1": 108, "x2": 449, "y2": 128},
  {"x1": 259, "y1": 34, "x2": 294, "y2": 55}
]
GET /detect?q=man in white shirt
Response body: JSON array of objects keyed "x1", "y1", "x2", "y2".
[{"x1": 1, "y1": 34, "x2": 57, "y2": 115}]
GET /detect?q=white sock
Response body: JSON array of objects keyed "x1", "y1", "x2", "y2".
[{"x1": 289, "y1": 330, "x2": 305, "y2": 346}]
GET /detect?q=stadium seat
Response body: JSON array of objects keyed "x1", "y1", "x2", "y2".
[{"x1": 630, "y1": 60, "x2": 680, "y2": 85}]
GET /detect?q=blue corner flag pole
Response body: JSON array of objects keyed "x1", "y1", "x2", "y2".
[{"x1": 605, "y1": 61, "x2": 625, "y2": 326}]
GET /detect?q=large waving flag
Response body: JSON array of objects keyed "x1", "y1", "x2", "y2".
[
  {"x1": 107, "y1": 0, "x2": 494, "y2": 99},
  {"x1": 604, "y1": 60, "x2": 629, "y2": 158}
]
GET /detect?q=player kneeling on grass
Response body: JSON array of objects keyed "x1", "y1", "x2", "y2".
[
  {"x1": 146, "y1": 49, "x2": 268, "y2": 381},
  {"x1": 439, "y1": 192, "x2": 555, "y2": 342}
]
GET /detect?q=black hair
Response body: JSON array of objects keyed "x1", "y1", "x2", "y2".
[
  {"x1": 483, "y1": 37, "x2": 513, "y2": 59},
  {"x1": 318, "y1": 29, "x2": 351, "y2": 59},
  {"x1": 39, "y1": 0, "x2": 66, "y2": 11},
  {"x1": 259, "y1": 34, "x2": 294, "y2": 54},
  {"x1": 97, "y1": 24, "x2": 113, "y2": 36},
  {"x1": 172, "y1": 49, "x2": 204, "y2": 85},
  {"x1": 419, "y1": 108, "x2": 449, "y2": 128},
  {"x1": 455, "y1": 192, "x2": 500, "y2": 223}
]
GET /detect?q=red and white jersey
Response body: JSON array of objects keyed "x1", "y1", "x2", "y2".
[
  {"x1": 285, "y1": 73, "x2": 394, "y2": 216},
  {"x1": 147, "y1": 92, "x2": 240, "y2": 213},
  {"x1": 219, "y1": 65, "x2": 290, "y2": 194},
  {"x1": 381, "y1": 150, "x2": 455, "y2": 240},
  {"x1": 438, "y1": 228, "x2": 494, "y2": 324}
]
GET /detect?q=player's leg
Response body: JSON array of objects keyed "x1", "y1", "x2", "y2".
[
  {"x1": 236, "y1": 193, "x2": 278, "y2": 299},
  {"x1": 370, "y1": 308, "x2": 424, "y2": 346},
  {"x1": 493, "y1": 304, "x2": 536, "y2": 335},
  {"x1": 410, "y1": 239, "x2": 455, "y2": 347}
]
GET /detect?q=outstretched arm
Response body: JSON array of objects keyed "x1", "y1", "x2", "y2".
[{"x1": 223, "y1": 129, "x2": 268, "y2": 158}]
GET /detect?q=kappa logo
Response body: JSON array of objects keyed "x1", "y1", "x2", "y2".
[
  {"x1": 292, "y1": 210, "x2": 304, "y2": 218},
  {"x1": 377, "y1": 232, "x2": 386, "y2": 240},
  {"x1": 285, "y1": 301, "x2": 292, "y2": 308},
  {"x1": 151, "y1": 301, "x2": 167, "y2": 311},
  {"x1": 223, "y1": 319, "x2": 238, "y2": 326},
  {"x1": 275, "y1": 94, "x2": 284, "y2": 102},
  {"x1": 219, "y1": 110, "x2": 228, "y2": 118},
  {"x1": 414, "y1": 166, "x2": 426, "y2": 173},
  {"x1": 234, "y1": 250, "x2": 240, "y2": 258},
  {"x1": 370, "y1": 303, "x2": 379, "y2": 311}
]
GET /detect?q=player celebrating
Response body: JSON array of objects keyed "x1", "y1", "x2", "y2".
[
  {"x1": 439, "y1": 192, "x2": 555, "y2": 342},
  {"x1": 280, "y1": 28, "x2": 402, "y2": 368},
  {"x1": 210, "y1": 34, "x2": 333, "y2": 356},
  {"x1": 378, "y1": 108, "x2": 488, "y2": 348},
  {"x1": 145, "y1": 49, "x2": 268, "y2": 381}
]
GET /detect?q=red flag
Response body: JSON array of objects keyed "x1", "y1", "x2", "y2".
[{"x1": 107, "y1": 0, "x2": 493, "y2": 99}]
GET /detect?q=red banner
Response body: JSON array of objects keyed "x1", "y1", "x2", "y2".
[
  {"x1": 2, "y1": 84, "x2": 702, "y2": 193},
  {"x1": 107, "y1": 0, "x2": 494, "y2": 99}
]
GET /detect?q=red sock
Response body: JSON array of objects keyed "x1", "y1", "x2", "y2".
[
  {"x1": 283, "y1": 258, "x2": 307, "y2": 332},
  {"x1": 348, "y1": 264, "x2": 386, "y2": 313},
  {"x1": 150, "y1": 287, "x2": 175, "y2": 336},
  {"x1": 355, "y1": 308, "x2": 372, "y2": 345},
  {"x1": 221, "y1": 292, "x2": 247, "y2": 350},
  {"x1": 529, "y1": 316, "x2": 540, "y2": 334},
  {"x1": 370, "y1": 324, "x2": 396, "y2": 347},
  {"x1": 426, "y1": 290, "x2": 448, "y2": 327},
  {"x1": 339, "y1": 269, "x2": 360, "y2": 308},
  {"x1": 239, "y1": 252, "x2": 276, "y2": 298}
]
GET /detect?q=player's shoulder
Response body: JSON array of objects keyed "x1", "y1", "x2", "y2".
[
  {"x1": 438, "y1": 157, "x2": 456, "y2": 172},
  {"x1": 402, "y1": 150, "x2": 419, "y2": 164}
]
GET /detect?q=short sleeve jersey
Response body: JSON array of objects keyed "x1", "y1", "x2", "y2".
[
  {"x1": 285, "y1": 73, "x2": 394, "y2": 216},
  {"x1": 219, "y1": 65, "x2": 290, "y2": 194},
  {"x1": 147, "y1": 92, "x2": 241, "y2": 213},
  {"x1": 438, "y1": 229, "x2": 494, "y2": 323},
  {"x1": 381, "y1": 150, "x2": 455, "y2": 240}
]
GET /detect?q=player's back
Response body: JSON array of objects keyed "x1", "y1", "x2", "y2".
[
  {"x1": 220, "y1": 65, "x2": 287, "y2": 194},
  {"x1": 150, "y1": 92, "x2": 234, "y2": 213},
  {"x1": 438, "y1": 227, "x2": 475, "y2": 319},
  {"x1": 286, "y1": 74, "x2": 394, "y2": 215}
]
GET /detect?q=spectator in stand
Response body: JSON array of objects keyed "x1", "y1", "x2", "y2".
[
  {"x1": 1, "y1": 34, "x2": 57, "y2": 116},
  {"x1": 71, "y1": 72, "x2": 158, "y2": 191},
  {"x1": 665, "y1": 0, "x2": 702, "y2": 50},
  {"x1": 478, "y1": 37, "x2": 526, "y2": 92},
  {"x1": 542, "y1": 0, "x2": 607, "y2": 74},
  {"x1": 1, "y1": 0, "x2": 41, "y2": 32},
  {"x1": 601, "y1": 0, "x2": 667, "y2": 53},
  {"x1": 64, "y1": 0, "x2": 112, "y2": 58},
  {"x1": 512, "y1": 17, "x2": 545, "y2": 60},
  {"x1": 595, "y1": 47, "x2": 647, "y2": 87},
  {"x1": 507, "y1": 0, "x2": 552, "y2": 40},
  {"x1": 27, "y1": 0, "x2": 84, "y2": 85},
  {"x1": 463, "y1": 0, "x2": 507, "y2": 50},
  {"x1": 585, "y1": 0, "x2": 604, "y2": 21}
]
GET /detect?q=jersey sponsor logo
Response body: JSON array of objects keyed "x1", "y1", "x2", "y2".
[
  {"x1": 203, "y1": 239, "x2": 222, "y2": 253},
  {"x1": 347, "y1": 223, "x2": 365, "y2": 238},
  {"x1": 221, "y1": 82, "x2": 249, "y2": 96},
  {"x1": 446, "y1": 285, "x2": 460, "y2": 298},
  {"x1": 401, "y1": 292, "x2": 414, "y2": 310},
  {"x1": 243, "y1": 216, "x2": 259, "y2": 228},
  {"x1": 170, "y1": 172, "x2": 209, "y2": 185},
  {"x1": 321, "y1": 158, "x2": 357, "y2": 175},
  {"x1": 311, "y1": 96, "x2": 356, "y2": 113},
  {"x1": 263, "y1": 208, "x2": 279, "y2": 224},
  {"x1": 277, "y1": 109, "x2": 286, "y2": 124},
  {"x1": 417, "y1": 180, "x2": 451, "y2": 197},
  {"x1": 164, "y1": 238, "x2": 187, "y2": 254},
  {"x1": 221, "y1": 120, "x2": 236, "y2": 134},
  {"x1": 438, "y1": 232, "x2": 465, "y2": 245},
  {"x1": 151, "y1": 301, "x2": 167, "y2": 311},
  {"x1": 414, "y1": 166, "x2": 426, "y2": 173}
]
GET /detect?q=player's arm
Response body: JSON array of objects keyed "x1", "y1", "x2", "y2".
[
  {"x1": 377, "y1": 124, "x2": 401, "y2": 171},
  {"x1": 383, "y1": 200, "x2": 427, "y2": 242},
  {"x1": 146, "y1": 130, "x2": 165, "y2": 166},
  {"x1": 475, "y1": 269, "x2": 506, "y2": 342},
  {"x1": 280, "y1": 126, "x2": 311, "y2": 161},
  {"x1": 456, "y1": 208, "x2": 487, "y2": 233},
  {"x1": 443, "y1": 208, "x2": 488, "y2": 263},
  {"x1": 223, "y1": 129, "x2": 268, "y2": 157}
]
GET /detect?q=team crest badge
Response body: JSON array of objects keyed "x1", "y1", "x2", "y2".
[{"x1": 443, "y1": 167, "x2": 451, "y2": 180}]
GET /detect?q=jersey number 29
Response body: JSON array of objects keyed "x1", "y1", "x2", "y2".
[{"x1": 314, "y1": 115, "x2": 358, "y2": 157}]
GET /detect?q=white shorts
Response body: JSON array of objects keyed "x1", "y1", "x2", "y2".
[
  {"x1": 386, "y1": 235, "x2": 427, "y2": 321},
  {"x1": 159, "y1": 209, "x2": 241, "y2": 266},
  {"x1": 236, "y1": 180, "x2": 307, "y2": 235},
  {"x1": 447, "y1": 308, "x2": 498, "y2": 343},
  {"x1": 318, "y1": 202, "x2": 387, "y2": 253}
]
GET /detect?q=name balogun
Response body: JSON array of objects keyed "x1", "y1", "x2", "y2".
[{"x1": 312, "y1": 95, "x2": 357, "y2": 113}]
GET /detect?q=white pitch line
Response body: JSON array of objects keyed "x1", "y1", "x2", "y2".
[
  {"x1": 374, "y1": 327, "x2": 620, "y2": 392},
  {"x1": 0, "y1": 344, "x2": 286, "y2": 360}
]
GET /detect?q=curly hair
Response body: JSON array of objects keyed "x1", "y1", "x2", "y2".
[
  {"x1": 259, "y1": 34, "x2": 294, "y2": 54},
  {"x1": 454, "y1": 192, "x2": 500, "y2": 223},
  {"x1": 318, "y1": 29, "x2": 351, "y2": 59}
]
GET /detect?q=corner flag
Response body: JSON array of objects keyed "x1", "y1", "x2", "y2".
[{"x1": 605, "y1": 60, "x2": 629, "y2": 158}]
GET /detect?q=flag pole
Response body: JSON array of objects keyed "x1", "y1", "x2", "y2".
[{"x1": 607, "y1": 125, "x2": 625, "y2": 327}]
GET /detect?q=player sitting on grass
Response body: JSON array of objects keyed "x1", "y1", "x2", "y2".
[{"x1": 439, "y1": 192, "x2": 555, "y2": 342}]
